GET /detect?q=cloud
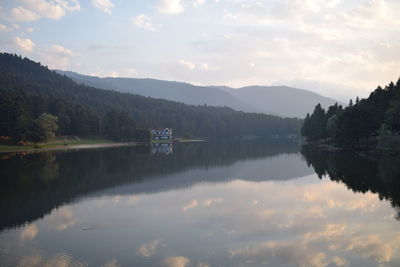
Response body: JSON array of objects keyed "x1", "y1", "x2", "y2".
[
  {"x1": 137, "y1": 240, "x2": 163, "y2": 257},
  {"x1": 41, "y1": 44, "x2": 77, "y2": 69},
  {"x1": 109, "y1": 71, "x2": 118, "y2": 77},
  {"x1": 9, "y1": 6, "x2": 40, "y2": 21},
  {"x1": 102, "y1": 258, "x2": 120, "y2": 267},
  {"x1": 199, "y1": 63, "x2": 221, "y2": 71},
  {"x1": 0, "y1": 24, "x2": 11, "y2": 31},
  {"x1": 157, "y1": 0, "x2": 184, "y2": 14},
  {"x1": 91, "y1": 0, "x2": 114, "y2": 14},
  {"x1": 3, "y1": 0, "x2": 80, "y2": 21},
  {"x1": 45, "y1": 206, "x2": 78, "y2": 231},
  {"x1": 345, "y1": 235, "x2": 392, "y2": 263},
  {"x1": 18, "y1": 253, "x2": 43, "y2": 266},
  {"x1": 184, "y1": 0, "x2": 400, "y2": 98},
  {"x1": 332, "y1": 256, "x2": 347, "y2": 266},
  {"x1": 20, "y1": 224, "x2": 38, "y2": 241},
  {"x1": 133, "y1": 14, "x2": 160, "y2": 32},
  {"x1": 126, "y1": 194, "x2": 141, "y2": 204},
  {"x1": 182, "y1": 199, "x2": 198, "y2": 211},
  {"x1": 193, "y1": 0, "x2": 205, "y2": 7},
  {"x1": 163, "y1": 256, "x2": 190, "y2": 267},
  {"x1": 230, "y1": 241, "x2": 328, "y2": 267},
  {"x1": 52, "y1": 44, "x2": 76, "y2": 57},
  {"x1": 89, "y1": 67, "x2": 121, "y2": 78},
  {"x1": 15, "y1": 37, "x2": 35, "y2": 52},
  {"x1": 18, "y1": 251, "x2": 87, "y2": 266},
  {"x1": 203, "y1": 198, "x2": 224, "y2": 207},
  {"x1": 179, "y1": 59, "x2": 196, "y2": 70},
  {"x1": 179, "y1": 60, "x2": 220, "y2": 71}
]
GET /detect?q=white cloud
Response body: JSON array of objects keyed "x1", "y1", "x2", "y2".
[
  {"x1": 182, "y1": 199, "x2": 198, "y2": 211},
  {"x1": 109, "y1": 71, "x2": 118, "y2": 77},
  {"x1": 91, "y1": 0, "x2": 114, "y2": 14},
  {"x1": 137, "y1": 240, "x2": 163, "y2": 257},
  {"x1": 3, "y1": 0, "x2": 80, "y2": 21},
  {"x1": 28, "y1": 0, "x2": 66, "y2": 18},
  {"x1": 42, "y1": 44, "x2": 77, "y2": 69},
  {"x1": 203, "y1": 198, "x2": 224, "y2": 207},
  {"x1": 15, "y1": 37, "x2": 35, "y2": 52},
  {"x1": 332, "y1": 256, "x2": 347, "y2": 267},
  {"x1": 123, "y1": 67, "x2": 138, "y2": 77},
  {"x1": 52, "y1": 44, "x2": 76, "y2": 57},
  {"x1": 199, "y1": 62, "x2": 221, "y2": 71},
  {"x1": 163, "y1": 256, "x2": 190, "y2": 267},
  {"x1": 89, "y1": 67, "x2": 120, "y2": 78},
  {"x1": 20, "y1": 224, "x2": 38, "y2": 241},
  {"x1": 45, "y1": 206, "x2": 78, "y2": 231},
  {"x1": 193, "y1": 0, "x2": 205, "y2": 7},
  {"x1": 230, "y1": 241, "x2": 328, "y2": 267},
  {"x1": 190, "y1": 0, "x2": 400, "y2": 98},
  {"x1": 157, "y1": 0, "x2": 184, "y2": 14},
  {"x1": 178, "y1": 60, "x2": 220, "y2": 72},
  {"x1": 23, "y1": 0, "x2": 80, "y2": 18},
  {"x1": 0, "y1": 24, "x2": 11, "y2": 31},
  {"x1": 87, "y1": 67, "x2": 137, "y2": 78},
  {"x1": 345, "y1": 235, "x2": 393, "y2": 263},
  {"x1": 9, "y1": 6, "x2": 40, "y2": 21},
  {"x1": 179, "y1": 59, "x2": 196, "y2": 70},
  {"x1": 133, "y1": 14, "x2": 160, "y2": 32}
]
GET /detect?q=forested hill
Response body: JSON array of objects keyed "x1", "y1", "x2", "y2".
[
  {"x1": 57, "y1": 70, "x2": 342, "y2": 118},
  {"x1": 0, "y1": 53, "x2": 301, "y2": 142},
  {"x1": 301, "y1": 79, "x2": 400, "y2": 149},
  {"x1": 56, "y1": 70, "x2": 256, "y2": 113}
]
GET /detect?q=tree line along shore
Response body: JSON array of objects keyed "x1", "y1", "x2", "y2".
[
  {"x1": 302, "y1": 78, "x2": 400, "y2": 151},
  {"x1": 0, "y1": 53, "x2": 301, "y2": 148}
]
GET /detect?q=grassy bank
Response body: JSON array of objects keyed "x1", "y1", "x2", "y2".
[
  {"x1": 150, "y1": 138, "x2": 205, "y2": 144},
  {"x1": 0, "y1": 136, "x2": 206, "y2": 153},
  {"x1": 0, "y1": 136, "x2": 121, "y2": 153}
]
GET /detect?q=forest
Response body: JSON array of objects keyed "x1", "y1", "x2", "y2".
[
  {"x1": 301, "y1": 78, "x2": 400, "y2": 149},
  {"x1": 0, "y1": 53, "x2": 301, "y2": 144}
]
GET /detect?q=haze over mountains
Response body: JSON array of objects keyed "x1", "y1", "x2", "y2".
[{"x1": 57, "y1": 70, "x2": 343, "y2": 118}]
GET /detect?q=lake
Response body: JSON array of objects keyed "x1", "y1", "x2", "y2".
[{"x1": 1, "y1": 140, "x2": 400, "y2": 267}]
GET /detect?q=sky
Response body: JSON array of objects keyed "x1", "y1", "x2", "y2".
[{"x1": 0, "y1": 0, "x2": 399, "y2": 101}]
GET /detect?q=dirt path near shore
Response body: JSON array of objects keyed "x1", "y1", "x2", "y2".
[{"x1": 0, "y1": 142, "x2": 136, "y2": 154}]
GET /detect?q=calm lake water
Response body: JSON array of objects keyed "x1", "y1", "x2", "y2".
[{"x1": 1, "y1": 140, "x2": 400, "y2": 267}]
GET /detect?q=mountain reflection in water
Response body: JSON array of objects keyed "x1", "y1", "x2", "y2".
[
  {"x1": 0, "y1": 140, "x2": 400, "y2": 267},
  {"x1": 0, "y1": 139, "x2": 305, "y2": 230}
]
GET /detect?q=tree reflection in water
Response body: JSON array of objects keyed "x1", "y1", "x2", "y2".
[{"x1": 301, "y1": 146, "x2": 400, "y2": 220}]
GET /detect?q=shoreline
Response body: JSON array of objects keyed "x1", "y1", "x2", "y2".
[
  {"x1": 0, "y1": 139, "x2": 206, "y2": 154},
  {"x1": 0, "y1": 142, "x2": 136, "y2": 154}
]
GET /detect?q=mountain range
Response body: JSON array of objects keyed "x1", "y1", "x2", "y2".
[{"x1": 57, "y1": 70, "x2": 343, "y2": 118}]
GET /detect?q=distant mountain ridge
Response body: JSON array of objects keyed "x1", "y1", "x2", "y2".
[
  {"x1": 57, "y1": 70, "x2": 343, "y2": 118},
  {"x1": 226, "y1": 85, "x2": 345, "y2": 118},
  {"x1": 56, "y1": 70, "x2": 257, "y2": 113}
]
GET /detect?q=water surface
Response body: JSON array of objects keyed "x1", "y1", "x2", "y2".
[{"x1": 1, "y1": 140, "x2": 399, "y2": 267}]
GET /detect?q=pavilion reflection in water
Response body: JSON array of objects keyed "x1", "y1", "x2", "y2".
[{"x1": 151, "y1": 143, "x2": 173, "y2": 155}]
